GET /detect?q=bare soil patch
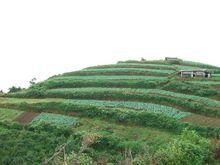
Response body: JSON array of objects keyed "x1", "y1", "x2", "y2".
[
  {"x1": 181, "y1": 114, "x2": 220, "y2": 128},
  {"x1": 15, "y1": 111, "x2": 39, "y2": 125},
  {"x1": 212, "y1": 85, "x2": 220, "y2": 89}
]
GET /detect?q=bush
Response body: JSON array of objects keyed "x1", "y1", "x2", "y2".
[
  {"x1": 8, "y1": 86, "x2": 23, "y2": 93},
  {"x1": 163, "y1": 81, "x2": 218, "y2": 97},
  {"x1": 155, "y1": 129, "x2": 213, "y2": 165}
]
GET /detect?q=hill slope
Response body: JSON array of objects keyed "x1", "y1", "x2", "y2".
[{"x1": 1, "y1": 59, "x2": 220, "y2": 164}]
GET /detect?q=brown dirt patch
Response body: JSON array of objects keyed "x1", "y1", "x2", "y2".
[
  {"x1": 212, "y1": 85, "x2": 220, "y2": 89},
  {"x1": 15, "y1": 111, "x2": 39, "y2": 125},
  {"x1": 181, "y1": 114, "x2": 220, "y2": 128},
  {"x1": 68, "y1": 112, "x2": 79, "y2": 116},
  {"x1": 215, "y1": 148, "x2": 220, "y2": 160}
]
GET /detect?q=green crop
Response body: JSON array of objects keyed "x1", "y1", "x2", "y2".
[
  {"x1": 50, "y1": 75, "x2": 168, "y2": 80},
  {"x1": 0, "y1": 108, "x2": 23, "y2": 122},
  {"x1": 86, "y1": 63, "x2": 176, "y2": 70},
  {"x1": 41, "y1": 76, "x2": 168, "y2": 89},
  {"x1": 31, "y1": 112, "x2": 78, "y2": 126},
  {"x1": 42, "y1": 88, "x2": 220, "y2": 117},
  {"x1": 62, "y1": 68, "x2": 174, "y2": 76},
  {"x1": 188, "y1": 81, "x2": 220, "y2": 85},
  {"x1": 65, "y1": 99, "x2": 191, "y2": 119},
  {"x1": 44, "y1": 88, "x2": 220, "y2": 107}
]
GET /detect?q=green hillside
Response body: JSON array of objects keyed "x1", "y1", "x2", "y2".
[{"x1": 1, "y1": 59, "x2": 220, "y2": 164}]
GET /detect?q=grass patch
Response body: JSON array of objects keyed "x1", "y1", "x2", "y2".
[{"x1": 0, "y1": 108, "x2": 23, "y2": 122}]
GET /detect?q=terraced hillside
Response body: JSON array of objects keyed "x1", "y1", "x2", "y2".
[{"x1": 1, "y1": 59, "x2": 220, "y2": 164}]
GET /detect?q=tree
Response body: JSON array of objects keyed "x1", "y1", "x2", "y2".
[
  {"x1": 8, "y1": 86, "x2": 22, "y2": 93},
  {"x1": 30, "y1": 78, "x2": 37, "y2": 86}
]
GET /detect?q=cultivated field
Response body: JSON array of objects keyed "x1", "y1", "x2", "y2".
[{"x1": 1, "y1": 59, "x2": 220, "y2": 164}]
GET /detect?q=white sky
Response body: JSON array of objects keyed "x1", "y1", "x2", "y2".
[{"x1": 0, "y1": 0, "x2": 220, "y2": 92}]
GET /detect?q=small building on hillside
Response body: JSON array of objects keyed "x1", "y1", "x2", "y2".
[
  {"x1": 165, "y1": 57, "x2": 182, "y2": 64},
  {"x1": 179, "y1": 69, "x2": 212, "y2": 78}
]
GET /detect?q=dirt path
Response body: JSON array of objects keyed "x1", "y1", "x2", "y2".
[{"x1": 15, "y1": 111, "x2": 39, "y2": 125}]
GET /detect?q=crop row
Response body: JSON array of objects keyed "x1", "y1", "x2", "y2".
[
  {"x1": 40, "y1": 76, "x2": 167, "y2": 89},
  {"x1": 147, "y1": 89, "x2": 220, "y2": 107},
  {"x1": 162, "y1": 81, "x2": 218, "y2": 97},
  {"x1": 0, "y1": 108, "x2": 23, "y2": 122},
  {"x1": 85, "y1": 63, "x2": 210, "y2": 73},
  {"x1": 64, "y1": 99, "x2": 190, "y2": 119},
  {"x1": 188, "y1": 81, "x2": 220, "y2": 85},
  {"x1": 213, "y1": 74, "x2": 220, "y2": 77},
  {"x1": 86, "y1": 63, "x2": 176, "y2": 70},
  {"x1": 118, "y1": 60, "x2": 219, "y2": 69},
  {"x1": 50, "y1": 75, "x2": 168, "y2": 81},
  {"x1": 0, "y1": 98, "x2": 220, "y2": 137},
  {"x1": 0, "y1": 96, "x2": 190, "y2": 119},
  {"x1": 43, "y1": 88, "x2": 220, "y2": 107},
  {"x1": 31, "y1": 112, "x2": 78, "y2": 126},
  {"x1": 33, "y1": 88, "x2": 220, "y2": 117},
  {"x1": 11, "y1": 87, "x2": 220, "y2": 117},
  {"x1": 0, "y1": 98, "x2": 184, "y2": 131},
  {"x1": 62, "y1": 68, "x2": 174, "y2": 76}
]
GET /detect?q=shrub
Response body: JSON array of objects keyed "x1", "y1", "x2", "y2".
[
  {"x1": 8, "y1": 86, "x2": 23, "y2": 93},
  {"x1": 155, "y1": 129, "x2": 213, "y2": 165}
]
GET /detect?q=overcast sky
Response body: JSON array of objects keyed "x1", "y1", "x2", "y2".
[{"x1": 0, "y1": 0, "x2": 220, "y2": 91}]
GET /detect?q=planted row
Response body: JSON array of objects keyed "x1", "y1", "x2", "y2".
[
  {"x1": 44, "y1": 87, "x2": 220, "y2": 107},
  {"x1": 63, "y1": 99, "x2": 191, "y2": 119},
  {"x1": 0, "y1": 98, "x2": 220, "y2": 138},
  {"x1": 40, "y1": 88, "x2": 220, "y2": 117},
  {"x1": 188, "y1": 81, "x2": 220, "y2": 85},
  {"x1": 41, "y1": 77, "x2": 167, "y2": 89},
  {"x1": 0, "y1": 108, "x2": 23, "y2": 122},
  {"x1": 162, "y1": 81, "x2": 218, "y2": 97},
  {"x1": 86, "y1": 63, "x2": 176, "y2": 70},
  {"x1": 118, "y1": 60, "x2": 218, "y2": 69},
  {"x1": 32, "y1": 112, "x2": 78, "y2": 126},
  {"x1": 0, "y1": 99, "x2": 185, "y2": 131},
  {"x1": 50, "y1": 75, "x2": 168, "y2": 80},
  {"x1": 0, "y1": 97, "x2": 190, "y2": 119},
  {"x1": 62, "y1": 68, "x2": 174, "y2": 76},
  {"x1": 11, "y1": 86, "x2": 220, "y2": 117}
]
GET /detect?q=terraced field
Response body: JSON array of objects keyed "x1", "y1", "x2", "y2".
[{"x1": 1, "y1": 59, "x2": 220, "y2": 164}]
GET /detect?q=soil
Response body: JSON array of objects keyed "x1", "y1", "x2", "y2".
[
  {"x1": 15, "y1": 111, "x2": 39, "y2": 125},
  {"x1": 215, "y1": 148, "x2": 220, "y2": 160},
  {"x1": 212, "y1": 85, "x2": 220, "y2": 89},
  {"x1": 181, "y1": 114, "x2": 220, "y2": 128}
]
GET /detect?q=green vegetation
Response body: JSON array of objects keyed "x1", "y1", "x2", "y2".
[
  {"x1": 155, "y1": 129, "x2": 213, "y2": 165},
  {"x1": 86, "y1": 63, "x2": 176, "y2": 70},
  {"x1": 8, "y1": 86, "x2": 23, "y2": 93},
  {"x1": 162, "y1": 81, "x2": 218, "y2": 97},
  {"x1": 50, "y1": 75, "x2": 168, "y2": 80},
  {"x1": 0, "y1": 97, "x2": 185, "y2": 131},
  {"x1": 1, "y1": 58, "x2": 220, "y2": 164},
  {"x1": 119, "y1": 59, "x2": 219, "y2": 69},
  {"x1": 0, "y1": 108, "x2": 23, "y2": 122},
  {"x1": 0, "y1": 122, "x2": 71, "y2": 164},
  {"x1": 52, "y1": 99, "x2": 190, "y2": 119},
  {"x1": 31, "y1": 112, "x2": 78, "y2": 126},
  {"x1": 40, "y1": 76, "x2": 167, "y2": 89},
  {"x1": 62, "y1": 68, "x2": 174, "y2": 76},
  {"x1": 189, "y1": 80, "x2": 220, "y2": 85},
  {"x1": 19, "y1": 87, "x2": 220, "y2": 117}
]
